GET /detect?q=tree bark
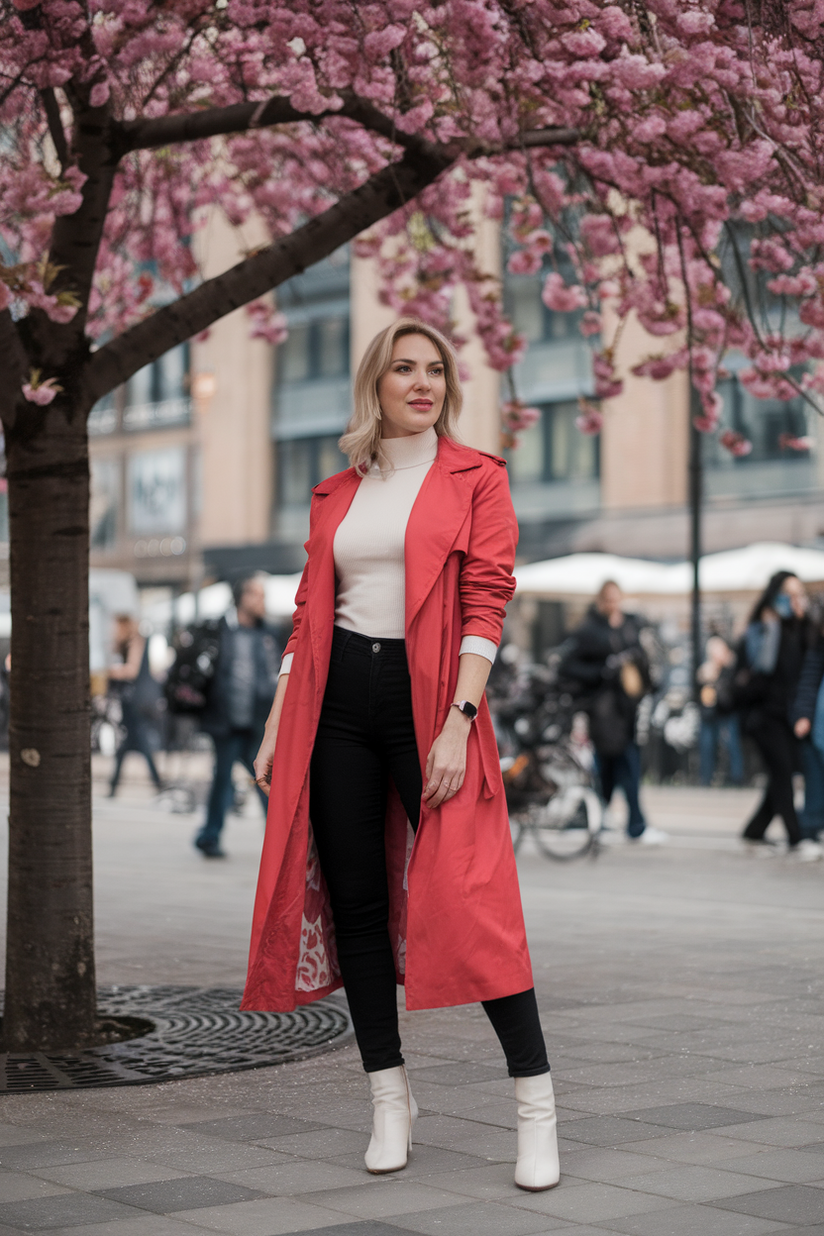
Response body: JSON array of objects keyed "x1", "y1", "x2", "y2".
[{"x1": 2, "y1": 402, "x2": 96, "y2": 1051}]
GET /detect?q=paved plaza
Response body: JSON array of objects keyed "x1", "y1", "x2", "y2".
[{"x1": 1, "y1": 761, "x2": 824, "y2": 1235}]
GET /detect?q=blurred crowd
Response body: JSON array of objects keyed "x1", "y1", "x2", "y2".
[{"x1": 85, "y1": 565, "x2": 824, "y2": 863}]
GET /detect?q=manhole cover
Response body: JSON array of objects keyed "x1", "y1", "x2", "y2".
[{"x1": 0, "y1": 986, "x2": 352, "y2": 1092}]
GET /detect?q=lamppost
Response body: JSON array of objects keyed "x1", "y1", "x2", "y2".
[{"x1": 689, "y1": 386, "x2": 703, "y2": 702}]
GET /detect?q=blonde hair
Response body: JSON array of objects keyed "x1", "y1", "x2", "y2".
[{"x1": 339, "y1": 317, "x2": 463, "y2": 472}]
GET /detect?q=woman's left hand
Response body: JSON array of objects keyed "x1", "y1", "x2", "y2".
[{"x1": 423, "y1": 712, "x2": 471, "y2": 808}]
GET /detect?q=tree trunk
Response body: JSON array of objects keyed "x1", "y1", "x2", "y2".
[{"x1": 2, "y1": 400, "x2": 96, "y2": 1051}]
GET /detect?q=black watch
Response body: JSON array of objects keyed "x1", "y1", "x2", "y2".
[{"x1": 451, "y1": 699, "x2": 478, "y2": 722}]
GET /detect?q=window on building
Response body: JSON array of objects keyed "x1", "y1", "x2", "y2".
[
  {"x1": 277, "y1": 316, "x2": 349, "y2": 384},
  {"x1": 278, "y1": 435, "x2": 348, "y2": 507},
  {"x1": 90, "y1": 457, "x2": 120, "y2": 550},
  {"x1": 508, "y1": 401, "x2": 599, "y2": 484},
  {"x1": 712, "y1": 376, "x2": 813, "y2": 464},
  {"x1": 128, "y1": 447, "x2": 187, "y2": 534},
  {"x1": 126, "y1": 344, "x2": 190, "y2": 406}
]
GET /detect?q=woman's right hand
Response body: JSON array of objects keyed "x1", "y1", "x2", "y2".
[
  {"x1": 254, "y1": 673, "x2": 290, "y2": 794},
  {"x1": 795, "y1": 717, "x2": 812, "y2": 739},
  {"x1": 254, "y1": 728, "x2": 277, "y2": 795}
]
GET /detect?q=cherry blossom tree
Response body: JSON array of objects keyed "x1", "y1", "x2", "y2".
[{"x1": 1, "y1": 0, "x2": 822, "y2": 1050}]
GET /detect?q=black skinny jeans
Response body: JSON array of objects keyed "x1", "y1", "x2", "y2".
[
  {"x1": 309, "y1": 627, "x2": 549, "y2": 1077},
  {"x1": 742, "y1": 713, "x2": 802, "y2": 847}
]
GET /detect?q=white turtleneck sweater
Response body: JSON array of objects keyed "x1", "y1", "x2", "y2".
[{"x1": 279, "y1": 427, "x2": 497, "y2": 675}]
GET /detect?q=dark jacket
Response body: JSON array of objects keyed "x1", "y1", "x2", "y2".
[
  {"x1": 736, "y1": 616, "x2": 809, "y2": 727},
  {"x1": 559, "y1": 605, "x2": 650, "y2": 756},
  {"x1": 791, "y1": 638, "x2": 824, "y2": 727},
  {"x1": 200, "y1": 612, "x2": 280, "y2": 739}
]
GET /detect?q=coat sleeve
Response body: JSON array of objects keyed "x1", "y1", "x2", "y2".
[
  {"x1": 791, "y1": 643, "x2": 824, "y2": 724},
  {"x1": 459, "y1": 461, "x2": 518, "y2": 645},
  {"x1": 281, "y1": 489, "x2": 326, "y2": 660}
]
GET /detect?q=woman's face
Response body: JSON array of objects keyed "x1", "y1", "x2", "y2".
[
  {"x1": 779, "y1": 575, "x2": 807, "y2": 619},
  {"x1": 377, "y1": 333, "x2": 446, "y2": 439}
]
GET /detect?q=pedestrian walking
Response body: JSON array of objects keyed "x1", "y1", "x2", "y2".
[
  {"x1": 193, "y1": 576, "x2": 280, "y2": 858},
  {"x1": 244, "y1": 319, "x2": 559, "y2": 1192},
  {"x1": 735, "y1": 571, "x2": 822, "y2": 859},
  {"x1": 697, "y1": 634, "x2": 744, "y2": 786},
  {"x1": 560, "y1": 581, "x2": 666, "y2": 844},
  {"x1": 107, "y1": 614, "x2": 163, "y2": 797},
  {"x1": 791, "y1": 609, "x2": 824, "y2": 841}
]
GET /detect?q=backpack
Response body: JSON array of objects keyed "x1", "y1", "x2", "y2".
[{"x1": 164, "y1": 620, "x2": 222, "y2": 715}]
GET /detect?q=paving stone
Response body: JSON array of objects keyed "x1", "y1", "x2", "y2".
[
  {"x1": 559, "y1": 1116, "x2": 673, "y2": 1146},
  {"x1": 179, "y1": 1113, "x2": 325, "y2": 1141},
  {"x1": 94, "y1": 1176, "x2": 263, "y2": 1213},
  {"x1": 172, "y1": 1195, "x2": 356, "y2": 1233},
  {"x1": 381, "y1": 1198, "x2": 567, "y2": 1234},
  {"x1": 510, "y1": 1181, "x2": 674, "y2": 1224},
  {"x1": 606, "y1": 1202, "x2": 794, "y2": 1234},
  {"x1": 300, "y1": 1180, "x2": 479, "y2": 1220},
  {"x1": 0, "y1": 1142, "x2": 111, "y2": 1171},
  {"x1": 36, "y1": 1219, "x2": 221, "y2": 1236},
  {"x1": 407, "y1": 1064, "x2": 508, "y2": 1086},
  {"x1": 620, "y1": 1103, "x2": 769, "y2": 1132},
  {"x1": 212, "y1": 1159, "x2": 369, "y2": 1195},
  {"x1": 0, "y1": 1192, "x2": 143, "y2": 1230},
  {"x1": 720, "y1": 1152, "x2": 824, "y2": 1185},
  {"x1": 617, "y1": 1165, "x2": 790, "y2": 1203},
  {"x1": 714, "y1": 1121, "x2": 824, "y2": 1149},
  {"x1": 29, "y1": 1159, "x2": 191, "y2": 1191},
  {"x1": 0, "y1": 1170, "x2": 69, "y2": 1202},
  {"x1": 714, "y1": 1184, "x2": 824, "y2": 1224}
]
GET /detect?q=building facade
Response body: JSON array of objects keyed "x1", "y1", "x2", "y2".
[{"x1": 88, "y1": 215, "x2": 824, "y2": 606}]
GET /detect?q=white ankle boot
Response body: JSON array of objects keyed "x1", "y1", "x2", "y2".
[
  {"x1": 364, "y1": 1065, "x2": 418, "y2": 1173},
  {"x1": 514, "y1": 1072, "x2": 560, "y2": 1191}
]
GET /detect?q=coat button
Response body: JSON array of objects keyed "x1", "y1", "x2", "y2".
[{"x1": 372, "y1": 642, "x2": 381, "y2": 653}]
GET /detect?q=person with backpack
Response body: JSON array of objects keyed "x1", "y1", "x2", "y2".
[
  {"x1": 559, "y1": 580, "x2": 666, "y2": 844},
  {"x1": 191, "y1": 575, "x2": 280, "y2": 858},
  {"x1": 735, "y1": 570, "x2": 822, "y2": 859}
]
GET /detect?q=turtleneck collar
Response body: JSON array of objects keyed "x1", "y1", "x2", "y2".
[{"x1": 372, "y1": 426, "x2": 439, "y2": 474}]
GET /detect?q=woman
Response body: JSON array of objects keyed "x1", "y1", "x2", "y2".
[
  {"x1": 107, "y1": 614, "x2": 163, "y2": 798},
  {"x1": 736, "y1": 571, "x2": 820, "y2": 858},
  {"x1": 244, "y1": 318, "x2": 559, "y2": 1192}
]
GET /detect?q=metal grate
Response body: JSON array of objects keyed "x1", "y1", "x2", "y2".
[{"x1": 0, "y1": 986, "x2": 352, "y2": 1092}]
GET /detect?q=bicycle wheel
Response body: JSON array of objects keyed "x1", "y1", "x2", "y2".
[{"x1": 531, "y1": 784, "x2": 601, "y2": 861}]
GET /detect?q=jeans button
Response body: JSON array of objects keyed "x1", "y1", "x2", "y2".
[{"x1": 372, "y1": 642, "x2": 381, "y2": 653}]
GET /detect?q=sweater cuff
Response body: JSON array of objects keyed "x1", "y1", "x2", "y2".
[
  {"x1": 279, "y1": 652, "x2": 294, "y2": 678},
  {"x1": 459, "y1": 635, "x2": 498, "y2": 664}
]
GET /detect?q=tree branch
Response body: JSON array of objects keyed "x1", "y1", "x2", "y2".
[
  {"x1": 520, "y1": 128, "x2": 580, "y2": 148},
  {"x1": 84, "y1": 144, "x2": 453, "y2": 406},
  {"x1": 39, "y1": 88, "x2": 69, "y2": 171},
  {"x1": 118, "y1": 92, "x2": 418, "y2": 153}
]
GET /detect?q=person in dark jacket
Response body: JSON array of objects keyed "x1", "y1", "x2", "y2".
[
  {"x1": 738, "y1": 570, "x2": 821, "y2": 858},
  {"x1": 107, "y1": 614, "x2": 163, "y2": 797},
  {"x1": 791, "y1": 613, "x2": 824, "y2": 841},
  {"x1": 560, "y1": 581, "x2": 665, "y2": 844},
  {"x1": 194, "y1": 575, "x2": 280, "y2": 858}
]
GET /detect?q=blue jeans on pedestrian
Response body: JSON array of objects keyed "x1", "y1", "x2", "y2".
[
  {"x1": 699, "y1": 715, "x2": 744, "y2": 786},
  {"x1": 595, "y1": 742, "x2": 646, "y2": 838},
  {"x1": 196, "y1": 728, "x2": 268, "y2": 850},
  {"x1": 800, "y1": 739, "x2": 824, "y2": 840}
]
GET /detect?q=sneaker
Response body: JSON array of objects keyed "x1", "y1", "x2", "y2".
[
  {"x1": 194, "y1": 837, "x2": 227, "y2": 859},
  {"x1": 788, "y1": 839, "x2": 823, "y2": 862},
  {"x1": 630, "y1": 826, "x2": 668, "y2": 846}
]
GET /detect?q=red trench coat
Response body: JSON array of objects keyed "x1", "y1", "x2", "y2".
[{"x1": 241, "y1": 435, "x2": 534, "y2": 1012}]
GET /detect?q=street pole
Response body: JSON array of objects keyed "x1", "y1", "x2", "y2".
[{"x1": 688, "y1": 387, "x2": 702, "y2": 702}]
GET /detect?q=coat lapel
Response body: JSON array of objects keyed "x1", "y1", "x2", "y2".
[
  {"x1": 405, "y1": 437, "x2": 483, "y2": 628},
  {"x1": 305, "y1": 469, "x2": 360, "y2": 677}
]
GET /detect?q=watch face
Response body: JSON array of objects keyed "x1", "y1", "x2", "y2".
[{"x1": 460, "y1": 700, "x2": 478, "y2": 720}]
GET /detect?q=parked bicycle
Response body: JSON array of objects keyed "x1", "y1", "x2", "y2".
[{"x1": 491, "y1": 656, "x2": 603, "y2": 861}]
